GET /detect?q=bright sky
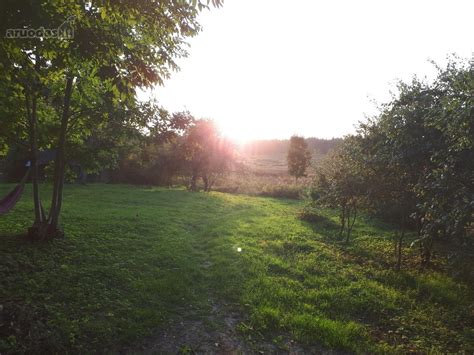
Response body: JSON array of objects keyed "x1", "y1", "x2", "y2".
[{"x1": 146, "y1": 0, "x2": 474, "y2": 142}]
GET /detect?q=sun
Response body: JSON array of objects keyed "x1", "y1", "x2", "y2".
[{"x1": 216, "y1": 121, "x2": 254, "y2": 145}]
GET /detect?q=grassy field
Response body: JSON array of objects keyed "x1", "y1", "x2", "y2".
[
  {"x1": 212, "y1": 152, "x2": 314, "y2": 199},
  {"x1": 213, "y1": 172, "x2": 312, "y2": 199},
  {"x1": 0, "y1": 184, "x2": 473, "y2": 353}
]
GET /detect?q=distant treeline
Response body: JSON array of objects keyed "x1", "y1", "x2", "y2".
[{"x1": 241, "y1": 137, "x2": 343, "y2": 156}]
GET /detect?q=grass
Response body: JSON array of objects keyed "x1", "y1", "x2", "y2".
[
  {"x1": 213, "y1": 171, "x2": 312, "y2": 199},
  {"x1": 211, "y1": 151, "x2": 314, "y2": 199},
  {"x1": 0, "y1": 184, "x2": 473, "y2": 353}
]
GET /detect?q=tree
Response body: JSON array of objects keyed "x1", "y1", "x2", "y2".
[
  {"x1": 347, "y1": 123, "x2": 417, "y2": 269},
  {"x1": 320, "y1": 56, "x2": 473, "y2": 266},
  {"x1": 0, "y1": 0, "x2": 222, "y2": 239},
  {"x1": 287, "y1": 135, "x2": 311, "y2": 182},
  {"x1": 311, "y1": 138, "x2": 365, "y2": 243},
  {"x1": 364, "y1": 58, "x2": 473, "y2": 266},
  {"x1": 111, "y1": 105, "x2": 194, "y2": 186},
  {"x1": 183, "y1": 120, "x2": 234, "y2": 191}
]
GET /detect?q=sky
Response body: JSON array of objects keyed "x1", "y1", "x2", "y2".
[{"x1": 146, "y1": 0, "x2": 474, "y2": 142}]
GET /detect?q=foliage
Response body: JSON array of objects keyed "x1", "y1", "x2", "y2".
[
  {"x1": 0, "y1": 0, "x2": 222, "y2": 238},
  {"x1": 311, "y1": 137, "x2": 366, "y2": 242},
  {"x1": 364, "y1": 57, "x2": 473, "y2": 264},
  {"x1": 312, "y1": 56, "x2": 473, "y2": 265},
  {"x1": 108, "y1": 105, "x2": 194, "y2": 186},
  {"x1": 183, "y1": 120, "x2": 234, "y2": 191},
  {"x1": 287, "y1": 135, "x2": 312, "y2": 181}
]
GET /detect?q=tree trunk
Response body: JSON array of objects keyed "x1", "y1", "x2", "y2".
[
  {"x1": 396, "y1": 216, "x2": 405, "y2": 271},
  {"x1": 48, "y1": 75, "x2": 74, "y2": 232},
  {"x1": 25, "y1": 90, "x2": 43, "y2": 224},
  {"x1": 202, "y1": 175, "x2": 209, "y2": 192},
  {"x1": 339, "y1": 204, "x2": 346, "y2": 237},
  {"x1": 346, "y1": 204, "x2": 357, "y2": 243},
  {"x1": 189, "y1": 169, "x2": 198, "y2": 191},
  {"x1": 421, "y1": 238, "x2": 434, "y2": 267},
  {"x1": 345, "y1": 208, "x2": 350, "y2": 243},
  {"x1": 27, "y1": 75, "x2": 73, "y2": 240}
]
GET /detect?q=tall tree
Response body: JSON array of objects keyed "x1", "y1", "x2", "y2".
[
  {"x1": 0, "y1": 0, "x2": 222, "y2": 239},
  {"x1": 287, "y1": 135, "x2": 311, "y2": 182}
]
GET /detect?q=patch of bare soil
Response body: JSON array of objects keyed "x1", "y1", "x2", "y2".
[{"x1": 121, "y1": 297, "x2": 343, "y2": 355}]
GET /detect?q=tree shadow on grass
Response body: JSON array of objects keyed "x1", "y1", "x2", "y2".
[
  {"x1": 299, "y1": 211, "x2": 345, "y2": 242},
  {"x1": 298, "y1": 209, "x2": 403, "y2": 270}
]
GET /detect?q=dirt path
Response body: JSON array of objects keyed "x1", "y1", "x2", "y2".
[
  {"x1": 136, "y1": 300, "x2": 250, "y2": 354},
  {"x1": 121, "y1": 294, "x2": 342, "y2": 354},
  {"x1": 120, "y1": 251, "x2": 341, "y2": 354},
  {"x1": 117, "y1": 247, "x2": 345, "y2": 355}
]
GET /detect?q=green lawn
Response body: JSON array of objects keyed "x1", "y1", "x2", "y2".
[{"x1": 0, "y1": 184, "x2": 473, "y2": 353}]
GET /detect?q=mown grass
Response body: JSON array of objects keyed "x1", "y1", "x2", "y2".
[{"x1": 0, "y1": 184, "x2": 473, "y2": 353}]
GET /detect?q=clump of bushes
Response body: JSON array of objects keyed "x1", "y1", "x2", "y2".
[{"x1": 306, "y1": 57, "x2": 473, "y2": 269}]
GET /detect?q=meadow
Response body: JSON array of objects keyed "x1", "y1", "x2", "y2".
[
  {"x1": 0, "y1": 184, "x2": 473, "y2": 353},
  {"x1": 211, "y1": 152, "x2": 315, "y2": 199}
]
